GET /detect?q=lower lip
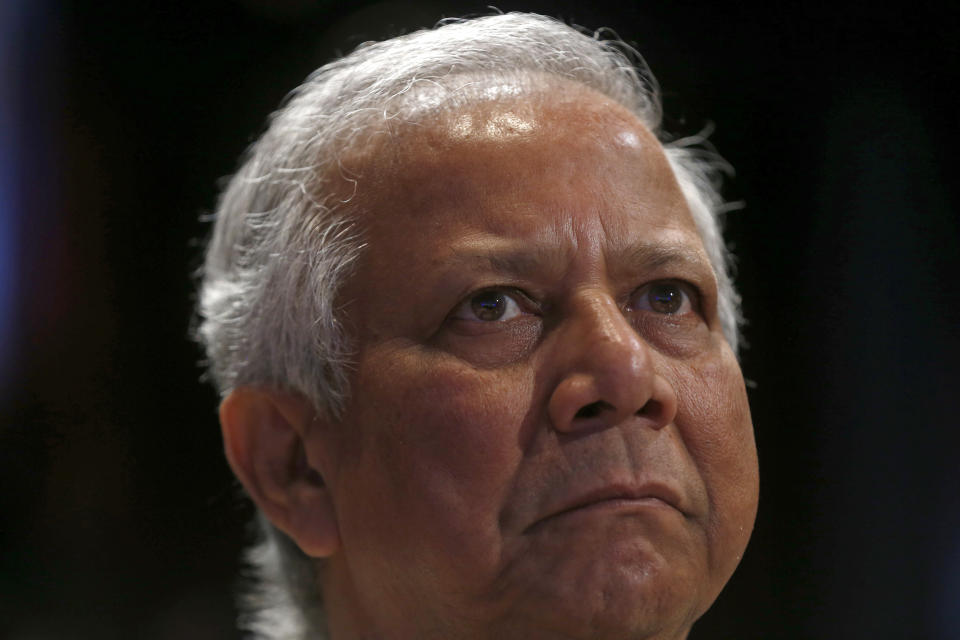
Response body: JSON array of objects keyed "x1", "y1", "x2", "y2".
[{"x1": 574, "y1": 496, "x2": 675, "y2": 514}]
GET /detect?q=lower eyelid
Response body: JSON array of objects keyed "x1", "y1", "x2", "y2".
[{"x1": 444, "y1": 313, "x2": 542, "y2": 341}]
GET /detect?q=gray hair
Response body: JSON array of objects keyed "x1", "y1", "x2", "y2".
[{"x1": 196, "y1": 12, "x2": 741, "y2": 640}]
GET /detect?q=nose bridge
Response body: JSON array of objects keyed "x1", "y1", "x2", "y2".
[
  {"x1": 548, "y1": 287, "x2": 676, "y2": 433},
  {"x1": 567, "y1": 289, "x2": 650, "y2": 400},
  {"x1": 573, "y1": 290, "x2": 643, "y2": 363}
]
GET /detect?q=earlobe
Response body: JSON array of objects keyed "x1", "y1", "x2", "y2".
[{"x1": 219, "y1": 387, "x2": 341, "y2": 558}]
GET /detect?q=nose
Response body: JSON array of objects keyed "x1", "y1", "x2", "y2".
[{"x1": 547, "y1": 292, "x2": 678, "y2": 434}]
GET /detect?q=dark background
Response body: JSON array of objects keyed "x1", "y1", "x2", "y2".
[{"x1": 2, "y1": 0, "x2": 958, "y2": 638}]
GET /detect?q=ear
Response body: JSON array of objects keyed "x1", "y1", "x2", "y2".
[{"x1": 219, "y1": 387, "x2": 341, "y2": 558}]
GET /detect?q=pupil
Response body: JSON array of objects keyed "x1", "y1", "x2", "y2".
[
  {"x1": 650, "y1": 285, "x2": 681, "y2": 313},
  {"x1": 471, "y1": 292, "x2": 505, "y2": 321}
]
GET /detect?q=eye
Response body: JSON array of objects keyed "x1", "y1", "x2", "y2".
[
  {"x1": 629, "y1": 281, "x2": 695, "y2": 315},
  {"x1": 451, "y1": 289, "x2": 526, "y2": 322}
]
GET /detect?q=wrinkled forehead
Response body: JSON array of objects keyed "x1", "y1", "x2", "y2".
[
  {"x1": 329, "y1": 76, "x2": 713, "y2": 320},
  {"x1": 334, "y1": 75, "x2": 661, "y2": 176},
  {"x1": 337, "y1": 77, "x2": 684, "y2": 215}
]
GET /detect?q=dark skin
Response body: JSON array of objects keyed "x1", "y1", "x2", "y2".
[{"x1": 220, "y1": 85, "x2": 759, "y2": 640}]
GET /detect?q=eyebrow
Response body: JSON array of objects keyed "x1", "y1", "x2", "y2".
[
  {"x1": 618, "y1": 240, "x2": 715, "y2": 275},
  {"x1": 446, "y1": 241, "x2": 570, "y2": 277},
  {"x1": 445, "y1": 236, "x2": 715, "y2": 279}
]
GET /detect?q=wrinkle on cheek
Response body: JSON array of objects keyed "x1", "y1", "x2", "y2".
[
  {"x1": 365, "y1": 353, "x2": 535, "y2": 492},
  {"x1": 441, "y1": 319, "x2": 543, "y2": 368},
  {"x1": 387, "y1": 365, "x2": 537, "y2": 576},
  {"x1": 676, "y1": 356, "x2": 751, "y2": 452},
  {"x1": 666, "y1": 354, "x2": 758, "y2": 599},
  {"x1": 671, "y1": 353, "x2": 756, "y2": 506}
]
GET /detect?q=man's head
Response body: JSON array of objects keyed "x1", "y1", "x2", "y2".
[{"x1": 197, "y1": 13, "x2": 757, "y2": 640}]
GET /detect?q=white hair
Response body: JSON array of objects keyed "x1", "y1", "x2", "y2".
[{"x1": 196, "y1": 12, "x2": 741, "y2": 640}]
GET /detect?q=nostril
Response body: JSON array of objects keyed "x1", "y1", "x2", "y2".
[
  {"x1": 575, "y1": 400, "x2": 613, "y2": 419},
  {"x1": 636, "y1": 398, "x2": 666, "y2": 424}
]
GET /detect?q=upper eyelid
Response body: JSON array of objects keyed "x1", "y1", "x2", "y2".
[
  {"x1": 625, "y1": 279, "x2": 703, "y2": 311},
  {"x1": 650, "y1": 277, "x2": 701, "y2": 295},
  {"x1": 447, "y1": 286, "x2": 539, "y2": 324},
  {"x1": 457, "y1": 286, "x2": 539, "y2": 311}
]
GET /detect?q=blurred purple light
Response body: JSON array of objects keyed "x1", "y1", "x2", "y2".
[{"x1": 0, "y1": 0, "x2": 22, "y2": 392}]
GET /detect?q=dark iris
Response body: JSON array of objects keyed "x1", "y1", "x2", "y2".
[
  {"x1": 648, "y1": 283, "x2": 684, "y2": 314},
  {"x1": 470, "y1": 291, "x2": 507, "y2": 321}
]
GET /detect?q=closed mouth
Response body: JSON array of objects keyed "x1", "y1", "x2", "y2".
[{"x1": 525, "y1": 484, "x2": 683, "y2": 533}]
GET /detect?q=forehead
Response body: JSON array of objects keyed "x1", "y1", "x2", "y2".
[{"x1": 344, "y1": 82, "x2": 703, "y2": 271}]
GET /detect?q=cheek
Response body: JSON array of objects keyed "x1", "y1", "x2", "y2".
[
  {"x1": 339, "y1": 348, "x2": 536, "y2": 566},
  {"x1": 671, "y1": 350, "x2": 758, "y2": 569}
]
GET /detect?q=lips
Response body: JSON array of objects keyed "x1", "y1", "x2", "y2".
[{"x1": 527, "y1": 482, "x2": 685, "y2": 533}]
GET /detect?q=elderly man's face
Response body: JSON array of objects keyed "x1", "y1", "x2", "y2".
[{"x1": 312, "y1": 87, "x2": 758, "y2": 639}]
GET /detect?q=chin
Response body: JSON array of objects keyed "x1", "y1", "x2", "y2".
[{"x1": 494, "y1": 536, "x2": 706, "y2": 640}]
